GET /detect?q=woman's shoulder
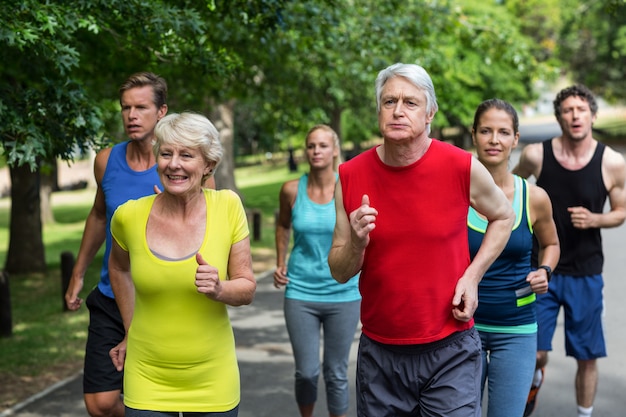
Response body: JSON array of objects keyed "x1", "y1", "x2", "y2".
[
  {"x1": 280, "y1": 177, "x2": 301, "y2": 196},
  {"x1": 204, "y1": 188, "x2": 247, "y2": 209},
  {"x1": 526, "y1": 180, "x2": 552, "y2": 212},
  {"x1": 121, "y1": 194, "x2": 156, "y2": 213},
  {"x1": 205, "y1": 187, "x2": 238, "y2": 199}
]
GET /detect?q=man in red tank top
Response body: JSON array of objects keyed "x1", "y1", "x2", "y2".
[{"x1": 328, "y1": 63, "x2": 515, "y2": 417}]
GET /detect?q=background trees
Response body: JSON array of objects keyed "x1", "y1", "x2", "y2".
[
  {"x1": 0, "y1": 0, "x2": 284, "y2": 274},
  {"x1": 556, "y1": 0, "x2": 626, "y2": 101},
  {"x1": 1, "y1": 0, "x2": 625, "y2": 276}
]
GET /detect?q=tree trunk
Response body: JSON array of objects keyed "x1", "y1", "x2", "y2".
[
  {"x1": 0, "y1": 271, "x2": 11, "y2": 338},
  {"x1": 208, "y1": 99, "x2": 238, "y2": 194},
  {"x1": 5, "y1": 164, "x2": 46, "y2": 274},
  {"x1": 330, "y1": 106, "x2": 342, "y2": 140},
  {"x1": 330, "y1": 107, "x2": 344, "y2": 160},
  {"x1": 40, "y1": 161, "x2": 58, "y2": 225}
]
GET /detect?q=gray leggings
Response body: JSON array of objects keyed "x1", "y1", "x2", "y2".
[{"x1": 284, "y1": 298, "x2": 361, "y2": 416}]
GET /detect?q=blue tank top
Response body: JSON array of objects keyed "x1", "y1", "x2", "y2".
[
  {"x1": 468, "y1": 176, "x2": 536, "y2": 331},
  {"x1": 285, "y1": 174, "x2": 360, "y2": 302},
  {"x1": 98, "y1": 141, "x2": 162, "y2": 298}
]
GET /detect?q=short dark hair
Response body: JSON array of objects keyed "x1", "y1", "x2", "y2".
[
  {"x1": 119, "y1": 72, "x2": 168, "y2": 109},
  {"x1": 472, "y1": 98, "x2": 519, "y2": 134},
  {"x1": 553, "y1": 84, "x2": 598, "y2": 121}
]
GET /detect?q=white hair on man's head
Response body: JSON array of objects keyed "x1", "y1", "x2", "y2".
[{"x1": 375, "y1": 63, "x2": 439, "y2": 116}]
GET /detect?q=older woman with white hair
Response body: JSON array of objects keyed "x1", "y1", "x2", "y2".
[{"x1": 109, "y1": 112, "x2": 255, "y2": 417}]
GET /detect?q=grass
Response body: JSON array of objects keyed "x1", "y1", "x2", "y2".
[
  {"x1": 0, "y1": 189, "x2": 98, "y2": 380},
  {"x1": 237, "y1": 163, "x2": 300, "y2": 251},
  {"x1": 594, "y1": 116, "x2": 626, "y2": 142},
  {"x1": 0, "y1": 162, "x2": 299, "y2": 401}
]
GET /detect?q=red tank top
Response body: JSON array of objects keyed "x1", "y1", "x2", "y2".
[{"x1": 339, "y1": 140, "x2": 473, "y2": 344}]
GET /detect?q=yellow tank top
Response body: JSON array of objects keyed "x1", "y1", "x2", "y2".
[{"x1": 111, "y1": 189, "x2": 249, "y2": 412}]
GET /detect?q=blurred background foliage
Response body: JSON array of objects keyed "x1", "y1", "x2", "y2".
[{"x1": 1, "y1": 0, "x2": 626, "y2": 273}]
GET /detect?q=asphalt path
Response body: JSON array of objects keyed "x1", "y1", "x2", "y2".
[
  {"x1": 527, "y1": 221, "x2": 626, "y2": 417},
  {"x1": 519, "y1": 120, "x2": 562, "y2": 143},
  {"x1": 0, "y1": 270, "x2": 358, "y2": 417},
  {"x1": 3, "y1": 146, "x2": 626, "y2": 417}
]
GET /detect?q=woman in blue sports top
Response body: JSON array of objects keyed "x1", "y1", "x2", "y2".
[
  {"x1": 468, "y1": 99, "x2": 560, "y2": 417},
  {"x1": 274, "y1": 125, "x2": 361, "y2": 417}
]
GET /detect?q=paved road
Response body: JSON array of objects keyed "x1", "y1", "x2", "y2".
[
  {"x1": 3, "y1": 148, "x2": 626, "y2": 417},
  {"x1": 519, "y1": 120, "x2": 562, "y2": 143},
  {"x1": 4, "y1": 221, "x2": 626, "y2": 417},
  {"x1": 0, "y1": 270, "x2": 359, "y2": 417}
]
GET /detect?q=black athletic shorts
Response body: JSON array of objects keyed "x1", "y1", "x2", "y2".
[
  {"x1": 83, "y1": 287, "x2": 125, "y2": 393},
  {"x1": 356, "y1": 328, "x2": 482, "y2": 417}
]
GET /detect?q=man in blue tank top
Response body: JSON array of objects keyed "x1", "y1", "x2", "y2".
[
  {"x1": 514, "y1": 85, "x2": 626, "y2": 417},
  {"x1": 63, "y1": 72, "x2": 169, "y2": 417}
]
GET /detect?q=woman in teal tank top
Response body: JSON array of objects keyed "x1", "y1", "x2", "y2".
[
  {"x1": 274, "y1": 125, "x2": 360, "y2": 417},
  {"x1": 470, "y1": 99, "x2": 560, "y2": 417}
]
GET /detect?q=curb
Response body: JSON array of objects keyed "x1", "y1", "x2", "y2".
[
  {"x1": 0, "y1": 269, "x2": 276, "y2": 417},
  {"x1": 0, "y1": 372, "x2": 83, "y2": 417}
]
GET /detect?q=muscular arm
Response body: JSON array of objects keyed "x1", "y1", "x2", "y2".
[
  {"x1": 512, "y1": 142, "x2": 543, "y2": 180},
  {"x1": 568, "y1": 147, "x2": 626, "y2": 230},
  {"x1": 64, "y1": 148, "x2": 111, "y2": 311},
  {"x1": 453, "y1": 158, "x2": 515, "y2": 321},
  {"x1": 328, "y1": 181, "x2": 377, "y2": 283},
  {"x1": 599, "y1": 147, "x2": 626, "y2": 228}
]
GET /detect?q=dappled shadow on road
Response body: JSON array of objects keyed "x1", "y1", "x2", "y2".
[
  {"x1": 0, "y1": 361, "x2": 82, "y2": 412},
  {"x1": 229, "y1": 275, "x2": 298, "y2": 417}
]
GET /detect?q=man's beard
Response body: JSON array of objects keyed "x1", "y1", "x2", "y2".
[{"x1": 563, "y1": 124, "x2": 592, "y2": 142}]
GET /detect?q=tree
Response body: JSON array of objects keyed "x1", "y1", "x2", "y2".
[
  {"x1": 171, "y1": 0, "x2": 289, "y2": 191},
  {"x1": 235, "y1": 0, "x2": 548, "y2": 152},
  {"x1": 503, "y1": 0, "x2": 563, "y2": 65},
  {"x1": 1, "y1": 2, "x2": 105, "y2": 273},
  {"x1": 0, "y1": 0, "x2": 285, "y2": 274},
  {"x1": 423, "y1": 0, "x2": 549, "y2": 141},
  {"x1": 557, "y1": 0, "x2": 626, "y2": 101},
  {"x1": 0, "y1": 0, "x2": 564, "y2": 278}
]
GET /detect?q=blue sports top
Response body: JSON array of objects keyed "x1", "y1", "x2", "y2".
[
  {"x1": 468, "y1": 175, "x2": 536, "y2": 331},
  {"x1": 285, "y1": 174, "x2": 360, "y2": 302},
  {"x1": 98, "y1": 141, "x2": 162, "y2": 298}
]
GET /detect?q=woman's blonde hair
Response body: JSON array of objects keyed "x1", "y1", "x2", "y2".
[{"x1": 305, "y1": 124, "x2": 343, "y2": 170}]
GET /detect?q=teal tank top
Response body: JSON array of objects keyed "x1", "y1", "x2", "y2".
[
  {"x1": 468, "y1": 176, "x2": 536, "y2": 333},
  {"x1": 285, "y1": 174, "x2": 360, "y2": 302}
]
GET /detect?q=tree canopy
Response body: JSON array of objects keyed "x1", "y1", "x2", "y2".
[
  {"x1": 1, "y1": 0, "x2": 624, "y2": 274},
  {"x1": 556, "y1": 0, "x2": 626, "y2": 101},
  {"x1": 0, "y1": 0, "x2": 285, "y2": 273}
]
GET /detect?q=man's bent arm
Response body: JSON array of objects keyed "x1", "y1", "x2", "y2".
[
  {"x1": 465, "y1": 158, "x2": 516, "y2": 283},
  {"x1": 600, "y1": 147, "x2": 626, "y2": 228},
  {"x1": 512, "y1": 142, "x2": 543, "y2": 180},
  {"x1": 328, "y1": 181, "x2": 369, "y2": 283}
]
